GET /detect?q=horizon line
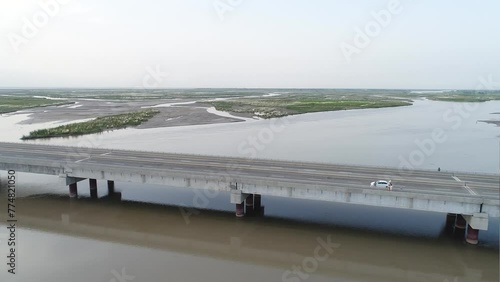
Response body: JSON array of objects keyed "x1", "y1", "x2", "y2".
[{"x1": 0, "y1": 87, "x2": 498, "y2": 91}]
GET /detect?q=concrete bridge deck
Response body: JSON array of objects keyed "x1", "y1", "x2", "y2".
[
  {"x1": 0, "y1": 142, "x2": 498, "y2": 243},
  {"x1": 0, "y1": 142, "x2": 497, "y2": 197}
]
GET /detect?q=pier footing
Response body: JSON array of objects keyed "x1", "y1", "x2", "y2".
[
  {"x1": 455, "y1": 214, "x2": 466, "y2": 229},
  {"x1": 89, "y1": 179, "x2": 97, "y2": 199},
  {"x1": 236, "y1": 203, "x2": 245, "y2": 217},
  {"x1": 245, "y1": 194, "x2": 254, "y2": 216},
  {"x1": 254, "y1": 194, "x2": 264, "y2": 216},
  {"x1": 445, "y1": 213, "x2": 456, "y2": 234},
  {"x1": 107, "y1": 180, "x2": 115, "y2": 194},
  {"x1": 69, "y1": 183, "x2": 78, "y2": 198},
  {"x1": 466, "y1": 225, "x2": 479, "y2": 245}
]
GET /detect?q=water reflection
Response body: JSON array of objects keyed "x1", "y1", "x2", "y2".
[
  {"x1": 0, "y1": 192, "x2": 498, "y2": 282},
  {"x1": 0, "y1": 99, "x2": 499, "y2": 281}
]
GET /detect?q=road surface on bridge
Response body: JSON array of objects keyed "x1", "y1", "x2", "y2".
[{"x1": 0, "y1": 142, "x2": 498, "y2": 200}]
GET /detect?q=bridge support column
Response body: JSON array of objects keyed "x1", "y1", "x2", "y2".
[
  {"x1": 254, "y1": 194, "x2": 264, "y2": 216},
  {"x1": 455, "y1": 214, "x2": 466, "y2": 229},
  {"x1": 462, "y1": 213, "x2": 488, "y2": 244},
  {"x1": 245, "y1": 194, "x2": 254, "y2": 216},
  {"x1": 65, "y1": 176, "x2": 85, "y2": 199},
  {"x1": 453, "y1": 214, "x2": 467, "y2": 240},
  {"x1": 89, "y1": 179, "x2": 98, "y2": 199},
  {"x1": 445, "y1": 213, "x2": 456, "y2": 233},
  {"x1": 113, "y1": 192, "x2": 122, "y2": 201},
  {"x1": 230, "y1": 189, "x2": 249, "y2": 218},
  {"x1": 466, "y1": 225, "x2": 479, "y2": 245},
  {"x1": 69, "y1": 183, "x2": 78, "y2": 198},
  {"x1": 107, "y1": 180, "x2": 115, "y2": 194},
  {"x1": 236, "y1": 203, "x2": 245, "y2": 217},
  {"x1": 254, "y1": 194, "x2": 261, "y2": 209}
]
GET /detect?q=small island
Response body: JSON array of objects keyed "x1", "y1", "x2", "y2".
[
  {"x1": 415, "y1": 91, "x2": 500, "y2": 103},
  {"x1": 22, "y1": 109, "x2": 160, "y2": 140},
  {"x1": 209, "y1": 98, "x2": 412, "y2": 119}
]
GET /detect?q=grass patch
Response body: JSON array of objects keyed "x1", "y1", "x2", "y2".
[
  {"x1": 22, "y1": 109, "x2": 160, "y2": 140},
  {"x1": 285, "y1": 100, "x2": 410, "y2": 113},
  {"x1": 426, "y1": 95, "x2": 500, "y2": 102},
  {"x1": 210, "y1": 98, "x2": 411, "y2": 118},
  {"x1": 410, "y1": 90, "x2": 500, "y2": 103},
  {"x1": 0, "y1": 96, "x2": 71, "y2": 114}
]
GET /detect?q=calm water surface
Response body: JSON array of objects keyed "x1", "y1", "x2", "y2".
[
  {"x1": 0, "y1": 100, "x2": 499, "y2": 281},
  {"x1": 10, "y1": 99, "x2": 499, "y2": 173}
]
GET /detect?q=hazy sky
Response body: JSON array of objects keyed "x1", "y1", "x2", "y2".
[{"x1": 0, "y1": 0, "x2": 499, "y2": 89}]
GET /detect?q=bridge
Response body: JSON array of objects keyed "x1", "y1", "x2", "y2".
[{"x1": 0, "y1": 142, "x2": 498, "y2": 244}]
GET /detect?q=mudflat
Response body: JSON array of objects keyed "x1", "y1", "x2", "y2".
[{"x1": 11, "y1": 99, "x2": 245, "y2": 129}]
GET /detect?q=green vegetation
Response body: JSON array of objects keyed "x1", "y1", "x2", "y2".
[
  {"x1": 285, "y1": 100, "x2": 411, "y2": 113},
  {"x1": 0, "y1": 89, "x2": 268, "y2": 101},
  {"x1": 2, "y1": 89, "x2": 499, "y2": 121},
  {"x1": 22, "y1": 109, "x2": 160, "y2": 140},
  {"x1": 425, "y1": 95, "x2": 500, "y2": 103},
  {"x1": 0, "y1": 96, "x2": 71, "y2": 114},
  {"x1": 2, "y1": 89, "x2": 499, "y2": 105},
  {"x1": 409, "y1": 90, "x2": 500, "y2": 103},
  {"x1": 210, "y1": 98, "x2": 412, "y2": 118}
]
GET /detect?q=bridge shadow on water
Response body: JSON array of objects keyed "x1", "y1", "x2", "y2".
[
  {"x1": 112, "y1": 181, "x2": 500, "y2": 246},
  {"x1": 0, "y1": 176, "x2": 499, "y2": 281}
]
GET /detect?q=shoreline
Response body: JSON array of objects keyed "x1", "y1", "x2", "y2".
[
  {"x1": 4, "y1": 97, "x2": 413, "y2": 130},
  {"x1": 3, "y1": 95, "x2": 500, "y2": 141}
]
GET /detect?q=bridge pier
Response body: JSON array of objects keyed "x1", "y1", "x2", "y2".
[
  {"x1": 232, "y1": 193, "x2": 262, "y2": 217},
  {"x1": 245, "y1": 194, "x2": 254, "y2": 216},
  {"x1": 89, "y1": 179, "x2": 98, "y2": 199},
  {"x1": 231, "y1": 190, "x2": 249, "y2": 218},
  {"x1": 445, "y1": 213, "x2": 456, "y2": 234},
  {"x1": 254, "y1": 194, "x2": 262, "y2": 210},
  {"x1": 462, "y1": 213, "x2": 488, "y2": 245},
  {"x1": 235, "y1": 203, "x2": 245, "y2": 217},
  {"x1": 65, "y1": 177, "x2": 85, "y2": 199},
  {"x1": 112, "y1": 192, "x2": 122, "y2": 201},
  {"x1": 107, "y1": 180, "x2": 115, "y2": 194},
  {"x1": 69, "y1": 183, "x2": 78, "y2": 198},
  {"x1": 453, "y1": 214, "x2": 467, "y2": 239},
  {"x1": 466, "y1": 225, "x2": 479, "y2": 245},
  {"x1": 455, "y1": 214, "x2": 466, "y2": 229},
  {"x1": 253, "y1": 194, "x2": 264, "y2": 216}
]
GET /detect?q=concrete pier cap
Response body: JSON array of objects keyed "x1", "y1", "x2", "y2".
[
  {"x1": 230, "y1": 189, "x2": 250, "y2": 204},
  {"x1": 462, "y1": 213, "x2": 489, "y2": 231},
  {"x1": 63, "y1": 176, "x2": 86, "y2": 186}
]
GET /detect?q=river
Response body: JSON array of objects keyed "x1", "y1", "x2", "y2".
[{"x1": 0, "y1": 99, "x2": 498, "y2": 282}]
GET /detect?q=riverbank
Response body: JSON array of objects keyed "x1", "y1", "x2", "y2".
[
  {"x1": 3, "y1": 89, "x2": 500, "y2": 139},
  {"x1": 479, "y1": 120, "x2": 500, "y2": 126},
  {"x1": 0, "y1": 96, "x2": 72, "y2": 113},
  {"x1": 412, "y1": 91, "x2": 500, "y2": 102},
  {"x1": 21, "y1": 109, "x2": 160, "y2": 139}
]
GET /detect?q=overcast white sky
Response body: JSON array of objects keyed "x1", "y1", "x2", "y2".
[{"x1": 0, "y1": 0, "x2": 499, "y2": 89}]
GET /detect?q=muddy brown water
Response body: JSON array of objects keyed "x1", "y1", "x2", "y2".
[
  {"x1": 0, "y1": 173, "x2": 498, "y2": 282},
  {"x1": 0, "y1": 99, "x2": 499, "y2": 281}
]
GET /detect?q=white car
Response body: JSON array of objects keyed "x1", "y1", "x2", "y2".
[{"x1": 370, "y1": 180, "x2": 390, "y2": 188}]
